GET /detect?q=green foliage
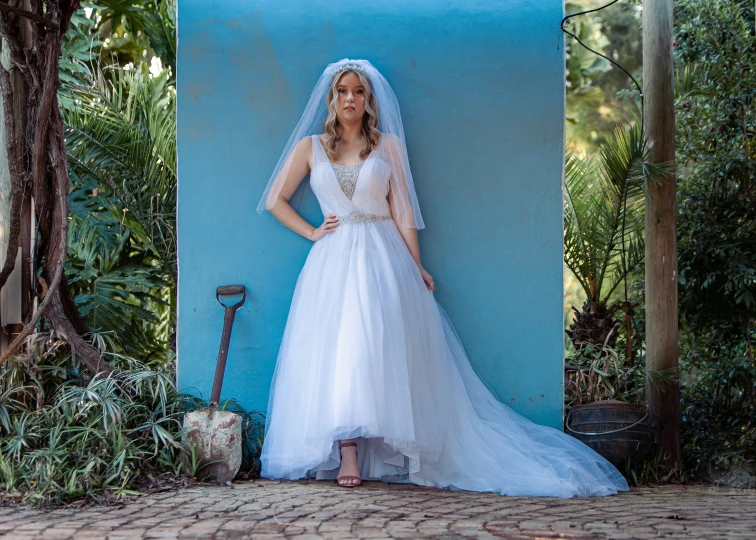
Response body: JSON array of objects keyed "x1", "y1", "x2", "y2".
[
  {"x1": 679, "y1": 330, "x2": 756, "y2": 488},
  {"x1": 0, "y1": 337, "x2": 197, "y2": 506},
  {"x1": 675, "y1": 0, "x2": 756, "y2": 330},
  {"x1": 73, "y1": 1, "x2": 176, "y2": 73},
  {"x1": 94, "y1": 0, "x2": 177, "y2": 71},
  {"x1": 59, "y1": 1, "x2": 178, "y2": 105},
  {"x1": 564, "y1": 0, "x2": 643, "y2": 148},
  {"x1": 59, "y1": 8, "x2": 103, "y2": 92},
  {"x1": 59, "y1": 0, "x2": 178, "y2": 355},
  {"x1": 62, "y1": 66, "x2": 176, "y2": 359},
  {"x1": 565, "y1": 1, "x2": 613, "y2": 112},
  {"x1": 678, "y1": 192, "x2": 756, "y2": 328},
  {"x1": 564, "y1": 336, "x2": 647, "y2": 408},
  {"x1": 64, "y1": 67, "x2": 177, "y2": 279},
  {"x1": 67, "y1": 172, "x2": 171, "y2": 359},
  {"x1": 673, "y1": 0, "x2": 756, "y2": 486},
  {"x1": 564, "y1": 119, "x2": 673, "y2": 304},
  {"x1": 564, "y1": 0, "x2": 755, "y2": 487},
  {"x1": 0, "y1": 0, "x2": 224, "y2": 507},
  {"x1": 0, "y1": 337, "x2": 265, "y2": 506}
]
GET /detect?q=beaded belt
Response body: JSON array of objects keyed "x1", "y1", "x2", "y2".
[{"x1": 337, "y1": 211, "x2": 393, "y2": 224}]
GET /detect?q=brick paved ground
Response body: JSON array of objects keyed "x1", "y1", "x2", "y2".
[{"x1": 0, "y1": 479, "x2": 753, "y2": 539}]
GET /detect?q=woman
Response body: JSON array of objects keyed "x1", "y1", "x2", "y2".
[{"x1": 256, "y1": 58, "x2": 630, "y2": 497}]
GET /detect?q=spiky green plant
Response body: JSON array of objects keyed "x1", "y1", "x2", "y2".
[
  {"x1": 564, "y1": 118, "x2": 674, "y2": 349},
  {"x1": 0, "y1": 334, "x2": 267, "y2": 506},
  {"x1": 0, "y1": 334, "x2": 199, "y2": 506}
]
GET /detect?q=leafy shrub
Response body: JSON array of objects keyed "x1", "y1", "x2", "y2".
[
  {"x1": 673, "y1": 0, "x2": 756, "y2": 486},
  {"x1": 679, "y1": 329, "x2": 756, "y2": 488},
  {"x1": 564, "y1": 334, "x2": 647, "y2": 408},
  {"x1": 0, "y1": 336, "x2": 264, "y2": 507}
]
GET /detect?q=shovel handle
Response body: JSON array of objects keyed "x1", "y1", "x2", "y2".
[
  {"x1": 210, "y1": 285, "x2": 246, "y2": 406},
  {"x1": 216, "y1": 285, "x2": 246, "y2": 309}
]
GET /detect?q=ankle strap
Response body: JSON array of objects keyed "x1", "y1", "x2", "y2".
[{"x1": 338, "y1": 441, "x2": 358, "y2": 448}]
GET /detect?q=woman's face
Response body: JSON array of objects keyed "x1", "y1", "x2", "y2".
[{"x1": 334, "y1": 71, "x2": 366, "y2": 125}]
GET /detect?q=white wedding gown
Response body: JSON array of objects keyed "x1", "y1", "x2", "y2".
[{"x1": 259, "y1": 134, "x2": 630, "y2": 498}]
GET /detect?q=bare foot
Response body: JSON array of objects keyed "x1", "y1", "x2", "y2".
[{"x1": 337, "y1": 439, "x2": 361, "y2": 486}]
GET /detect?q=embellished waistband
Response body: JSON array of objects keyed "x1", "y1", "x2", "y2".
[{"x1": 337, "y1": 211, "x2": 393, "y2": 224}]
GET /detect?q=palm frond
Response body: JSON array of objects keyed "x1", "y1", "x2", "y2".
[
  {"x1": 564, "y1": 120, "x2": 676, "y2": 304},
  {"x1": 64, "y1": 67, "x2": 177, "y2": 278}
]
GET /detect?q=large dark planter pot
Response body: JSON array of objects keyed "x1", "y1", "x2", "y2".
[{"x1": 565, "y1": 399, "x2": 654, "y2": 470}]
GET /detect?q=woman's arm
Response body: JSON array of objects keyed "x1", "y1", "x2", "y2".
[
  {"x1": 388, "y1": 181, "x2": 435, "y2": 293},
  {"x1": 389, "y1": 185, "x2": 422, "y2": 265},
  {"x1": 268, "y1": 137, "x2": 339, "y2": 241},
  {"x1": 384, "y1": 133, "x2": 434, "y2": 292}
]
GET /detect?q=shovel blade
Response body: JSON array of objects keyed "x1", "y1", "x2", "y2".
[{"x1": 183, "y1": 408, "x2": 242, "y2": 483}]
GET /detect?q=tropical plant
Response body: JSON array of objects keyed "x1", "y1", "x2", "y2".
[
  {"x1": 61, "y1": 1, "x2": 176, "y2": 75},
  {"x1": 2, "y1": 0, "x2": 180, "y2": 507},
  {"x1": 563, "y1": 118, "x2": 673, "y2": 351},
  {"x1": 0, "y1": 333, "x2": 196, "y2": 506},
  {"x1": 60, "y1": 7, "x2": 104, "y2": 93},
  {"x1": 0, "y1": 333, "x2": 266, "y2": 506},
  {"x1": 90, "y1": 0, "x2": 177, "y2": 72},
  {"x1": 59, "y1": 0, "x2": 176, "y2": 109},
  {"x1": 61, "y1": 66, "x2": 176, "y2": 357}
]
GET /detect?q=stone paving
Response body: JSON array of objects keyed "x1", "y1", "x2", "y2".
[{"x1": 0, "y1": 479, "x2": 753, "y2": 539}]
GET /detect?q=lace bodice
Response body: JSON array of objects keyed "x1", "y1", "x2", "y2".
[
  {"x1": 331, "y1": 161, "x2": 365, "y2": 200},
  {"x1": 309, "y1": 135, "x2": 393, "y2": 224}
]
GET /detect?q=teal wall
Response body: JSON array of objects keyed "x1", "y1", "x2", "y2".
[{"x1": 177, "y1": 1, "x2": 566, "y2": 429}]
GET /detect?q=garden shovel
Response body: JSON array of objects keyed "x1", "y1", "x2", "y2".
[{"x1": 183, "y1": 285, "x2": 246, "y2": 484}]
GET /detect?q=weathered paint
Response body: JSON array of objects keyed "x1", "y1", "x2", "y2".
[
  {"x1": 177, "y1": 0, "x2": 566, "y2": 429},
  {"x1": 183, "y1": 408, "x2": 243, "y2": 483}
]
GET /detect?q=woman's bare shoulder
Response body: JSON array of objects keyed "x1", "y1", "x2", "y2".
[
  {"x1": 297, "y1": 135, "x2": 315, "y2": 148},
  {"x1": 380, "y1": 132, "x2": 402, "y2": 152}
]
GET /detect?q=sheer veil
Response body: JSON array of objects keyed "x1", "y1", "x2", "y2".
[{"x1": 256, "y1": 58, "x2": 425, "y2": 230}]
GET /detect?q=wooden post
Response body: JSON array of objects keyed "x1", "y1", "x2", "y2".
[{"x1": 643, "y1": 0, "x2": 680, "y2": 468}]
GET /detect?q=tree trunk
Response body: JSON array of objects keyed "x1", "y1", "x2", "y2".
[
  {"x1": 643, "y1": 0, "x2": 680, "y2": 469},
  {"x1": 0, "y1": 3, "x2": 31, "y2": 351},
  {"x1": 0, "y1": 1, "x2": 115, "y2": 376}
]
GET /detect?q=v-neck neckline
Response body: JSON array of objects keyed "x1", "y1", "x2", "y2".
[{"x1": 314, "y1": 136, "x2": 373, "y2": 202}]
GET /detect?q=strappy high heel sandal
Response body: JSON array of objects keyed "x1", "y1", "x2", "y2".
[{"x1": 336, "y1": 440, "x2": 362, "y2": 487}]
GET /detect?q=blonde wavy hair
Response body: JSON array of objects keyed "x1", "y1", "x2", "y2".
[{"x1": 322, "y1": 69, "x2": 381, "y2": 161}]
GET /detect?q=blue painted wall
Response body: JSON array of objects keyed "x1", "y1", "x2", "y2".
[{"x1": 177, "y1": 1, "x2": 566, "y2": 429}]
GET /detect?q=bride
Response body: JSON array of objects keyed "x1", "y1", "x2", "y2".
[{"x1": 256, "y1": 58, "x2": 630, "y2": 497}]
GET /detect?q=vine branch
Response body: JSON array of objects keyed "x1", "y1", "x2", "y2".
[{"x1": 0, "y1": 1, "x2": 58, "y2": 29}]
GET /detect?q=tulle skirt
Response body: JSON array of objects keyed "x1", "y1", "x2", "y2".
[{"x1": 259, "y1": 220, "x2": 630, "y2": 498}]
